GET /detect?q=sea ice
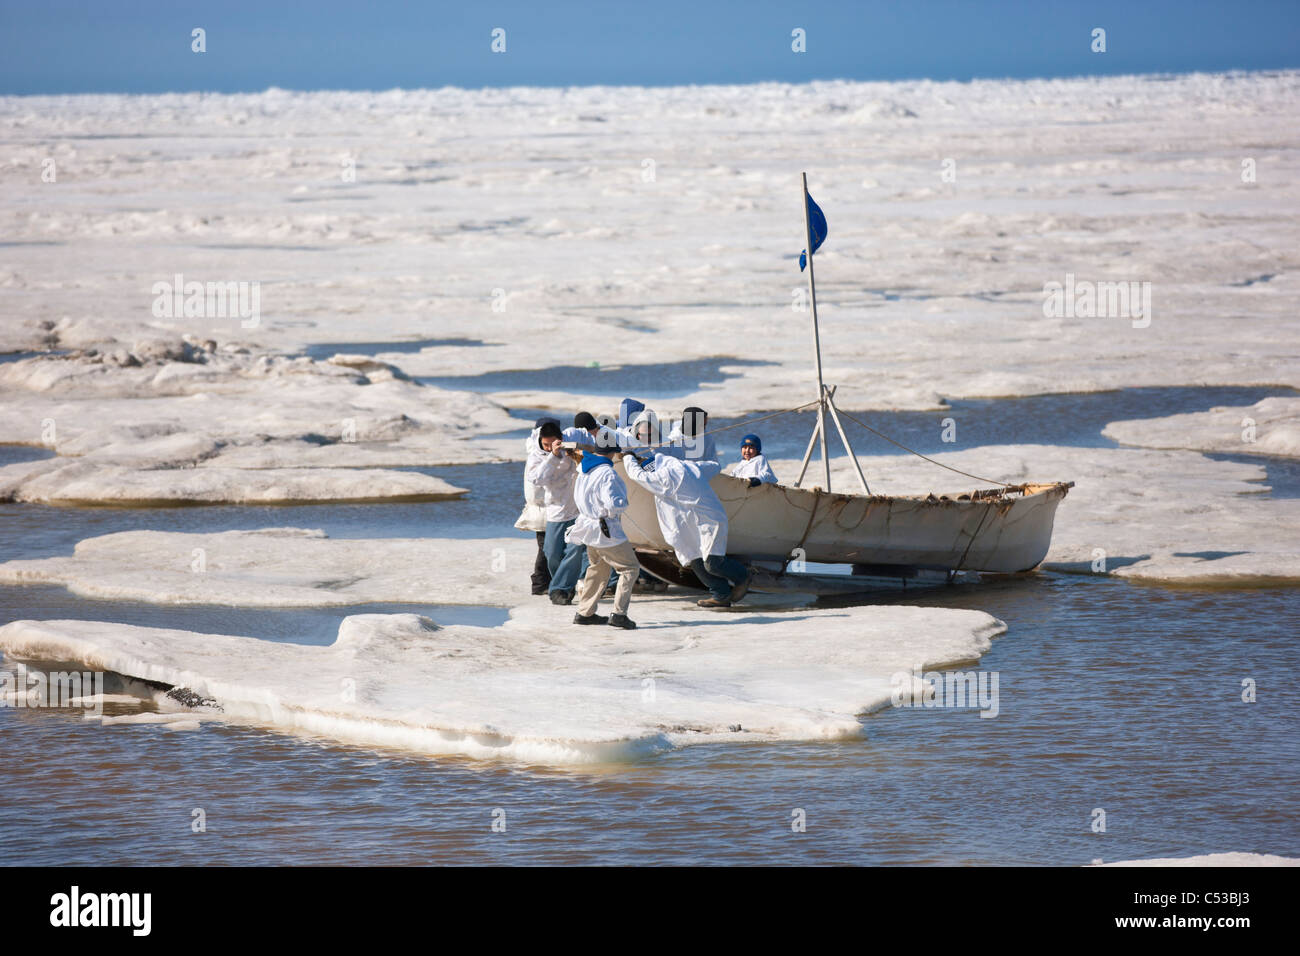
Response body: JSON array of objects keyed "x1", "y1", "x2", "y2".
[
  {"x1": 0, "y1": 606, "x2": 1005, "y2": 763},
  {"x1": 3, "y1": 72, "x2": 1297, "y2": 420},
  {"x1": 1103, "y1": 396, "x2": 1300, "y2": 459},
  {"x1": 0, "y1": 341, "x2": 517, "y2": 503}
]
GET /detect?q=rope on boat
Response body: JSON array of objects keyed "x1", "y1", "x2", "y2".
[
  {"x1": 698, "y1": 400, "x2": 823, "y2": 438},
  {"x1": 630, "y1": 397, "x2": 1017, "y2": 491},
  {"x1": 782, "y1": 488, "x2": 823, "y2": 573},
  {"x1": 951, "y1": 504, "x2": 995, "y2": 579},
  {"x1": 636, "y1": 400, "x2": 823, "y2": 452},
  {"x1": 832, "y1": 408, "x2": 1016, "y2": 489}
]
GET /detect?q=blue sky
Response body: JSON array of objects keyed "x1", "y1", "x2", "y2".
[{"x1": 2, "y1": 0, "x2": 1298, "y2": 94}]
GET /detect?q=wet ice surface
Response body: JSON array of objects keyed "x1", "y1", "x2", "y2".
[
  {"x1": 705, "y1": 384, "x2": 1299, "y2": 462},
  {"x1": 0, "y1": 350, "x2": 68, "y2": 364},
  {"x1": 2, "y1": 574, "x2": 1294, "y2": 865},
  {"x1": 0, "y1": 584, "x2": 507, "y2": 645},
  {"x1": 419, "y1": 357, "x2": 777, "y2": 399},
  {"x1": 1104, "y1": 395, "x2": 1300, "y2": 460},
  {"x1": 299, "y1": 338, "x2": 486, "y2": 361},
  {"x1": 0, "y1": 461, "x2": 522, "y2": 563},
  {"x1": 0, "y1": 444, "x2": 55, "y2": 469},
  {"x1": 1203, "y1": 453, "x2": 1300, "y2": 498},
  {"x1": 1, "y1": 601, "x2": 1004, "y2": 762}
]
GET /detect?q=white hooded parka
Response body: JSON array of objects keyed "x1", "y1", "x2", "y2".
[{"x1": 622, "y1": 452, "x2": 728, "y2": 565}]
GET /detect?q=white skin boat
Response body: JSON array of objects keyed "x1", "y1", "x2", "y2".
[{"x1": 615, "y1": 461, "x2": 1072, "y2": 579}]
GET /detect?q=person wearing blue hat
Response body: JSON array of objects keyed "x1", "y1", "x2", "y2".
[
  {"x1": 565, "y1": 433, "x2": 641, "y2": 630},
  {"x1": 728, "y1": 434, "x2": 777, "y2": 487}
]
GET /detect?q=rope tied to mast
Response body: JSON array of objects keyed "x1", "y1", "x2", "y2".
[
  {"x1": 831, "y1": 408, "x2": 1017, "y2": 489},
  {"x1": 602, "y1": 396, "x2": 1015, "y2": 491},
  {"x1": 639, "y1": 400, "x2": 1015, "y2": 490}
]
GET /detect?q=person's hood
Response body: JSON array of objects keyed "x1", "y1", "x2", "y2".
[
  {"x1": 680, "y1": 406, "x2": 707, "y2": 437},
  {"x1": 533, "y1": 416, "x2": 560, "y2": 451},
  {"x1": 630, "y1": 408, "x2": 660, "y2": 444},
  {"x1": 618, "y1": 398, "x2": 645, "y2": 430},
  {"x1": 581, "y1": 452, "x2": 613, "y2": 474}
]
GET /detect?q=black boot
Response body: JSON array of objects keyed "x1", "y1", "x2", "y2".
[
  {"x1": 574, "y1": 612, "x2": 609, "y2": 625},
  {"x1": 608, "y1": 613, "x2": 637, "y2": 630}
]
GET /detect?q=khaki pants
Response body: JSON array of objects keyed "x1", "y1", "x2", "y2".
[{"x1": 577, "y1": 540, "x2": 641, "y2": 617}]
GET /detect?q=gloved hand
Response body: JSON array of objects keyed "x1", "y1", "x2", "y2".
[{"x1": 748, "y1": 477, "x2": 762, "y2": 488}]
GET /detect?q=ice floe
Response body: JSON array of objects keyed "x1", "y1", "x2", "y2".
[
  {"x1": 0, "y1": 607, "x2": 1006, "y2": 763},
  {"x1": 0, "y1": 528, "x2": 533, "y2": 607},
  {"x1": 1104, "y1": 396, "x2": 1300, "y2": 459},
  {"x1": 0, "y1": 338, "x2": 519, "y2": 504}
]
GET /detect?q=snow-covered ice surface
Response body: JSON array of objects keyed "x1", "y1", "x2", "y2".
[
  {"x1": 1104, "y1": 396, "x2": 1300, "y2": 459},
  {"x1": 1096, "y1": 852, "x2": 1299, "y2": 866},
  {"x1": 0, "y1": 525, "x2": 1006, "y2": 764},
  {"x1": 0, "y1": 529, "x2": 535, "y2": 606},
  {"x1": 3, "y1": 73, "x2": 1298, "y2": 416},
  {"x1": 0, "y1": 342, "x2": 517, "y2": 504},
  {"x1": 0, "y1": 606, "x2": 1005, "y2": 763}
]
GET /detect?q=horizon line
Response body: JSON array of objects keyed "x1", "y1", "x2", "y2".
[{"x1": 4, "y1": 65, "x2": 1298, "y2": 101}]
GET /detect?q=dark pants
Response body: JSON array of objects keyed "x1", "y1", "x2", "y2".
[
  {"x1": 544, "y1": 519, "x2": 588, "y2": 594},
  {"x1": 690, "y1": 554, "x2": 748, "y2": 601},
  {"x1": 531, "y1": 531, "x2": 551, "y2": 594}
]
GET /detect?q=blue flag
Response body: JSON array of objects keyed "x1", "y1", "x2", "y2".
[{"x1": 799, "y1": 193, "x2": 827, "y2": 271}]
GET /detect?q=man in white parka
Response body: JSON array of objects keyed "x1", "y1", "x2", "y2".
[
  {"x1": 526, "y1": 421, "x2": 588, "y2": 605},
  {"x1": 515, "y1": 415, "x2": 559, "y2": 594},
  {"x1": 623, "y1": 451, "x2": 752, "y2": 608},
  {"x1": 663, "y1": 405, "x2": 718, "y2": 464},
  {"x1": 566, "y1": 434, "x2": 641, "y2": 629}
]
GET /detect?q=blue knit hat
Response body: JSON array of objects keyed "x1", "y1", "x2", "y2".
[{"x1": 740, "y1": 434, "x2": 761, "y2": 453}]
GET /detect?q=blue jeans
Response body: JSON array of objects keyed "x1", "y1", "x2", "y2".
[
  {"x1": 690, "y1": 554, "x2": 748, "y2": 601},
  {"x1": 544, "y1": 519, "x2": 588, "y2": 594}
]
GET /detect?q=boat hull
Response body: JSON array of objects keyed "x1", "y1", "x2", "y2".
[{"x1": 616, "y1": 463, "x2": 1071, "y2": 574}]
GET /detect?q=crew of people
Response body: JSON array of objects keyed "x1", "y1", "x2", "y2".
[{"x1": 517, "y1": 401, "x2": 780, "y2": 629}]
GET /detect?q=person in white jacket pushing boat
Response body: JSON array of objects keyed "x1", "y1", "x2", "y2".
[
  {"x1": 728, "y1": 433, "x2": 778, "y2": 486},
  {"x1": 623, "y1": 451, "x2": 751, "y2": 608},
  {"x1": 526, "y1": 421, "x2": 588, "y2": 605},
  {"x1": 515, "y1": 415, "x2": 560, "y2": 594},
  {"x1": 566, "y1": 434, "x2": 641, "y2": 629},
  {"x1": 663, "y1": 406, "x2": 718, "y2": 463}
]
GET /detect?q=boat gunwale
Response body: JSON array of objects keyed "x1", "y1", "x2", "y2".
[{"x1": 713, "y1": 475, "x2": 1074, "y2": 506}]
